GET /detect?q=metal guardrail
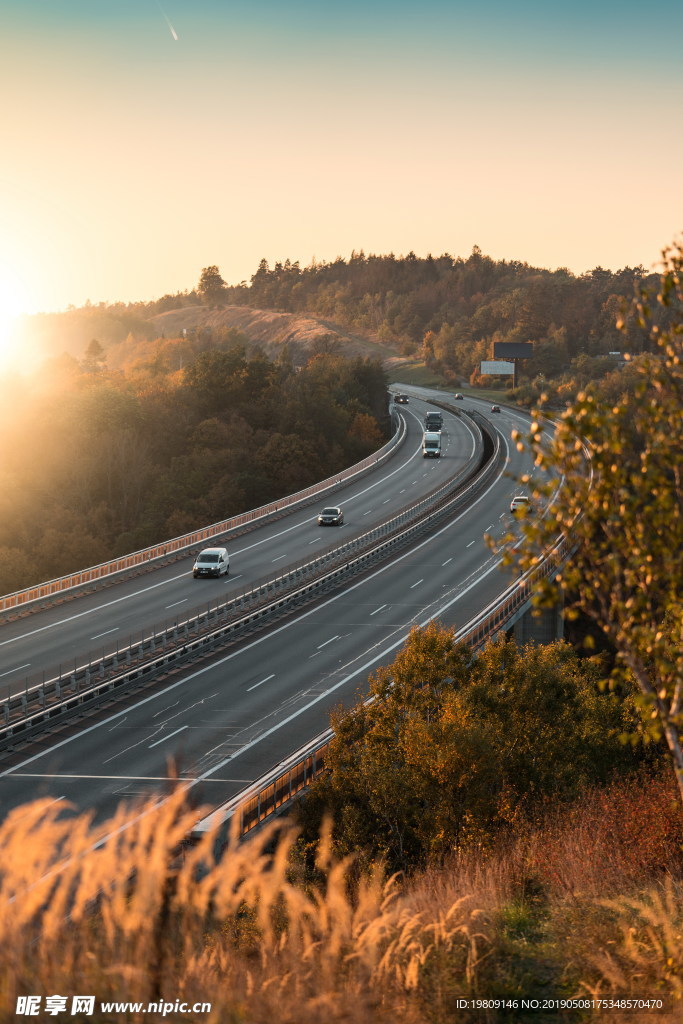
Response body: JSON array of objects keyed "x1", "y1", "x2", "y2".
[
  {"x1": 0, "y1": 414, "x2": 492, "y2": 745},
  {"x1": 193, "y1": 734, "x2": 334, "y2": 843},
  {"x1": 0, "y1": 410, "x2": 406, "y2": 617}
]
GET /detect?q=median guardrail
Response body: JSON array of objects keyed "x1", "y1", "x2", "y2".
[
  {"x1": 0, "y1": 412, "x2": 494, "y2": 746},
  {"x1": 0, "y1": 408, "x2": 406, "y2": 618}
]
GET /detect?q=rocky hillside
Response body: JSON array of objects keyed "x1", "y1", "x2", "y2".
[{"x1": 149, "y1": 304, "x2": 403, "y2": 365}]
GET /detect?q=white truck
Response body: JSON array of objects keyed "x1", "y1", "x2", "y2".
[{"x1": 422, "y1": 431, "x2": 441, "y2": 458}]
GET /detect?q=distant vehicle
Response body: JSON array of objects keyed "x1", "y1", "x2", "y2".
[
  {"x1": 491, "y1": 404, "x2": 501, "y2": 413},
  {"x1": 394, "y1": 394, "x2": 409, "y2": 404},
  {"x1": 318, "y1": 506, "x2": 344, "y2": 526},
  {"x1": 422, "y1": 431, "x2": 441, "y2": 458},
  {"x1": 424, "y1": 411, "x2": 443, "y2": 431},
  {"x1": 193, "y1": 547, "x2": 229, "y2": 578},
  {"x1": 510, "y1": 496, "x2": 532, "y2": 514},
  {"x1": 454, "y1": 393, "x2": 464, "y2": 400}
]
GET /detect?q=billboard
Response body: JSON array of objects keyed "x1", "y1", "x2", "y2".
[
  {"x1": 480, "y1": 360, "x2": 514, "y2": 376},
  {"x1": 493, "y1": 342, "x2": 533, "y2": 360}
]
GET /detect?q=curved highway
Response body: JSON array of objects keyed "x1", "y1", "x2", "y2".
[
  {"x1": 0, "y1": 389, "x2": 552, "y2": 825},
  {"x1": 0, "y1": 401, "x2": 475, "y2": 696}
]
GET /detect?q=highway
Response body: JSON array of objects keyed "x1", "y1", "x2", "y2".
[
  {"x1": 0, "y1": 399, "x2": 475, "y2": 696},
  {"x1": 0, "y1": 390, "x2": 549, "y2": 826}
]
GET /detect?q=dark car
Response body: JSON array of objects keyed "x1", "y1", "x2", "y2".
[
  {"x1": 491, "y1": 404, "x2": 501, "y2": 413},
  {"x1": 394, "y1": 394, "x2": 409, "y2": 404},
  {"x1": 454, "y1": 393, "x2": 464, "y2": 400},
  {"x1": 317, "y1": 506, "x2": 344, "y2": 526}
]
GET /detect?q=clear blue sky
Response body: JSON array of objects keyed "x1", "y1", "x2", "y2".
[{"x1": 1, "y1": 0, "x2": 682, "y2": 315}]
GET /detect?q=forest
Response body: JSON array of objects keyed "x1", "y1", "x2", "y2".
[
  {"x1": 236, "y1": 249, "x2": 683, "y2": 405},
  {"x1": 0, "y1": 336, "x2": 388, "y2": 595},
  {"x1": 21, "y1": 247, "x2": 678, "y2": 396}
]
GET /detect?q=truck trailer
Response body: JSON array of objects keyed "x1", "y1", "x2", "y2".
[
  {"x1": 422, "y1": 431, "x2": 441, "y2": 457},
  {"x1": 424, "y1": 411, "x2": 443, "y2": 431}
]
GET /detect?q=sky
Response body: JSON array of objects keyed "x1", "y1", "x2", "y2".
[{"x1": 1, "y1": 0, "x2": 682, "y2": 321}]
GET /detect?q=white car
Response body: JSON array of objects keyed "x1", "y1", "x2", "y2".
[
  {"x1": 510, "y1": 496, "x2": 532, "y2": 514},
  {"x1": 193, "y1": 547, "x2": 230, "y2": 577}
]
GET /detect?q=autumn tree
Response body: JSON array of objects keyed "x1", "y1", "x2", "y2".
[
  {"x1": 82, "y1": 337, "x2": 106, "y2": 373},
  {"x1": 298, "y1": 623, "x2": 637, "y2": 871},
  {"x1": 501, "y1": 239, "x2": 683, "y2": 804},
  {"x1": 197, "y1": 265, "x2": 227, "y2": 305}
]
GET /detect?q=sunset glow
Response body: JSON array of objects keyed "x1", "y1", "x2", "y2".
[{"x1": 2, "y1": 0, "x2": 682, "y2": 312}]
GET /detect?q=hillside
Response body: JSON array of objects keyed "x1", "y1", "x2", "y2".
[
  {"x1": 17, "y1": 300, "x2": 410, "y2": 376},
  {"x1": 147, "y1": 304, "x2": 412, "y2": 373}
]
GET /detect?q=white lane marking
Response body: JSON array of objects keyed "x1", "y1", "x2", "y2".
[
  {"x1": 11, "y1": 773, "x2": 187, "y2": 782},
  {"x1": 272, "y1": 554, "x2": 287, "y2": 562},
  {"x1": 466, "y1": 540, "x2": 475, "y2": 548},
  {"x1": 247, "y1": 674, "x2": 275, "y2": 692},
  {"x1": 363, "y1": 510, "x2": 373, "y2": 516},
  {"x1": 0, "y1": 663, "x2": 30, "y2": 679},
  {"x1": 10, "y1": 773, "x2": 252, "y2": 783},
  {"x1": 317, "y1": 635, "x2": 341, "y2": 649},
  {"x1": 370, "y1": 604, "x2": 387, "y2": 616},
  {"x1": 166, "y1": 599, "x2": 188, "y2": 609},
  {"x1": 410, "y1": 579, "x2": 424, "y2": 589},
  {"x1": 0, "y1": 572, "x2": 191, "y2": 649},
  {"x1": 149, "y1": 725, "x2": 188, "y2": 748},
  {"x1": 442, "y1": 558, "x2": 452, "y2": 566},
  {"x1": 7, "y1": 794, "x2": 66, "y2": 828},
  {"x1": 309, "y1": 538, "x2": 321, "y2": 544},
  {"x1": 91, "y1": 627, "x2": 118, "y2": 640},
  {"x1": 486, "y1": 524, "x2": 494, "y2": 531},
  {"x1": 1, "y1": 429, "x2": 510, "y2": 785},
  {"x1": 152, "y1": 701, "x2": 179, "y2": 718},
  {"x1": 382, "y1": 499, "x2": 391, "y2": 504},
  {"x1": 399, "y1": 488, "x2": 406, "y2": 493}
]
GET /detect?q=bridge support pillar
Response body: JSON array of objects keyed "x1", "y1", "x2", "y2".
[{"x1": 512, "y1": 595, "x2": 564, "y2": 646}]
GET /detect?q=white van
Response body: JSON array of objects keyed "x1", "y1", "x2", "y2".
[
  {"x1": 422, "y1": 431, "x2": 441, "y2": 457},
  {"x1": 192, "y1": 547, "x2": 230, "y2": 578}
]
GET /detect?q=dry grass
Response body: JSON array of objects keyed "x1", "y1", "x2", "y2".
[
  {"x1": 0, "y1": 798, "x2": 493, "y2": 1023},
  {"x1": 1, "y1": 772, "x2": 682, "y2": 1023}
]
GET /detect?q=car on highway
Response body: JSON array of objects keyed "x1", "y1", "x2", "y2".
[
  {"x1": 317, "y1": 506, "x2": 344, "y2": 526},
  {"x1": 491, "y1": 404, "x2": 501, "y2": 413},
  {"x1": 394, "y1": 394, "x2": 409, "y2": 404},
  {"x1": 193, "y1": 547, "x2": 230, "y2": 578},
  {"x1": 510, "y1": 496, "x2": 532, "y2": 514},
  {"x1": 454, "y1": 393, "x2": 464, "y2": 400}
]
